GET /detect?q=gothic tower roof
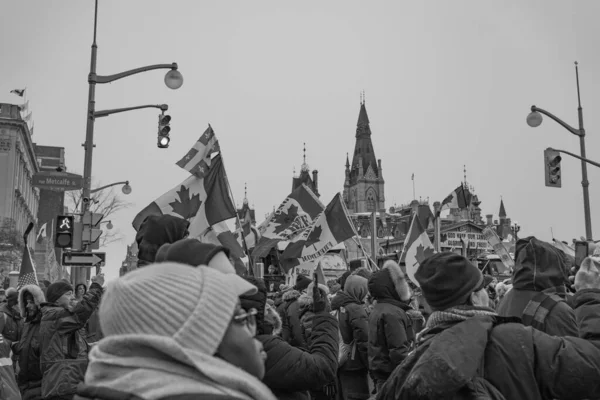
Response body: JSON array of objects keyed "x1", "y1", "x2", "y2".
[
  {"x1": 499, "y1": 199, "x2": 507, "y2": 218},
  {"x1": 349, "y1": 101, "x2": 379, "y2": 185}
]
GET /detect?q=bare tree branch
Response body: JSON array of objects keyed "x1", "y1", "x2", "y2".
[
  {"x1": 0, "y1": 218, "x2": 24, "y2": 271},
  {"x1": 64, "y1": 181, "x2": 133, "y2": 249}
]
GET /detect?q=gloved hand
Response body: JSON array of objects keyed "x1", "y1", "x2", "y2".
[{"x1": 313, "y1": 283, "x2": 330, "y2": 313}]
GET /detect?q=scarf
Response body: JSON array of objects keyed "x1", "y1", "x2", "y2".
[{"x1": 425, "y1": 305, "x2": 497, "y2": 331}]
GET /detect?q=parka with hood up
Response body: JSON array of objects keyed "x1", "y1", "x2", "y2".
[
  {"x1": 15, "y1": 284, "x2": 45, "y2": 395},
  {"x1": 367, "y1": 261, "x2": 414, "y2": 381},
  {"x1": 330, "y1": 271, "x2": 370, "y2": 372},
  {"x1": 497, "y1": 236, "x2": 577, "y2": 336},
  {"x1": 40, "y1": 281, "x2": 103, "y2": 399},
  {"x1": 135, "y1": 215, "x2": 189, "y2": 267}
]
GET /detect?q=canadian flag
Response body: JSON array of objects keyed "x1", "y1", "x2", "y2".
[{"x1": 400, "y1": 216, "x2": 436, "y2": 287}]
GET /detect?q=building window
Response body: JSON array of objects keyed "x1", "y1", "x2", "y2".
[{"x1": 367, "y1": 192, "x2": 376, "y2": 211}]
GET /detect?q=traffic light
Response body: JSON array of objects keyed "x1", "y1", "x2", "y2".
[
  {"x1": 55, "y1": 215, "x2": 74, "y2": 248},
  {"x1": 158, "y1": 114, "x2": 171, "y2": 148},
  {"x1": 544, "y1": 148, "x2": 562, "y2": 188},
  {"x1": 82, "y1": 211, "x2": 104, "y2": 250}
]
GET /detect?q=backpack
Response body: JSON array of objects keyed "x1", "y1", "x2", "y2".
[
  {"x1": 377, "y1": 316, "x2": 515, "y2": 400},
  {"x1": 521, "y1": 290, "x2": 564, "y2": 332}
]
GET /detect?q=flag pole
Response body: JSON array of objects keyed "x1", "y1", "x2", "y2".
[{"x1": 216, "y1": 151, "x2": 255, "y2": 274}]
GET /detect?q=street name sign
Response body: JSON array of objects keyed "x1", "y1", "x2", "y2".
[
  {"x1": 33, "y1": 172, "x2": 83, "y2": 191},
  {"x1": 62, "y1": 252, "x2": 106, "y2": 267}
]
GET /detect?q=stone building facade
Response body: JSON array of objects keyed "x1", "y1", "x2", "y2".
[{"x1": 0, "y1": 103, "x2": 40, "y2": 271}]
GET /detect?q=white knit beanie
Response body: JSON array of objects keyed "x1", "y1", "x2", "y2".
[{"x1": 99, "y1": 262, "x2": 257, "y2": 356}]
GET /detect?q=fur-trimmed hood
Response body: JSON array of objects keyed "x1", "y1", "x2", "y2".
[
  {"x1": 264, "y1": 303, "x2": 282, "y2": 336},
  {"x1": 18, "y1": 284, "x2": 45, "y2": 318},
  {"x1": 282, "y1": 289, "x2": 301, "y2": 303},
  {"x1": 368, "y1": 260, "x2": 412, "y2": 302}
]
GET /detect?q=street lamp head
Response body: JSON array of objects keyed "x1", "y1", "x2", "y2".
[
  {"x1": 122, "y1": 182, "x2": 132, "y2": 195},
  {"x1": 527, "y1": 111, "x2": 543, "y2": 128},
  {"x1": 165, "y1": 69, "x2": 183, "y2": 90},
  {"x1": 106, "y1": 221, "x2": 113, "y2": 230}
]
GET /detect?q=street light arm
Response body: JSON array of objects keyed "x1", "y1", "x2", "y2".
[
  {"x1": 531, "y1": 105, "x2": 582, "y2": 137},
  {"x1": 91, "y1": 63, "x2": 178, "y2": 84},
  {"x1": 90, "y1": 180, "x2": 129, "y2": 194},
  {"x1": 94, "y1": 104, "x2": 168, "y2": 118},
  {"x1": 549, "y1": 148, "x2": 600, "y2": 169}
]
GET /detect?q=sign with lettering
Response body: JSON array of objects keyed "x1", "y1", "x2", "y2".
[
  {"x1": 33, "y1": 172, "x2": 83, "y2": 191},
  {"x1": 440, "y1": 231, "x2": 491, "y2": 250}
]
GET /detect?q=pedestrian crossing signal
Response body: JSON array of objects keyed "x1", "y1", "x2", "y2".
[
  {"x1": 158, "y1": 114, "x2": 171, "y2": 148},
  {"x1": 544, "y1": 148, "x2": 562, "y2": 188},
  {"x1": 55, "y1": 215, "x2": 74, "y2": 248}
]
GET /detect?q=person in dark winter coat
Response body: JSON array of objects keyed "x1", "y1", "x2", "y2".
[
  {"x1": 40, "y1": 275, "x2": 104, "y2": 400},
  {"x1": 281, "y1": 274, "x2": 312, "y2": 348},
  {"x1": 0, "y1": 287, "x2": 22, "y2": 344},
  {"x1": 331, "y1": 272, "x2": 371, "y2": 400},
  {"x1": 241, "y1": 277, "x2": 339, "y2": 400},
  {"x1": 135, "y1": 215, "x2": 189, "y2": 267},
  {"x1": 16, "y1": 284, "x2": 45, "y2": 400},
  {"x1": 497, "y1": 236, "x2": 577, "y2": 336},
  {"x1": 377, "y1": 253, "x2": 600, "y2": 400},
  {"x1": 367, "y1": 260, "x2": 413, "y2": 392}
]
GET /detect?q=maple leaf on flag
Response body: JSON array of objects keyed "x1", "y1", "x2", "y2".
[
  {"x1": 273, "y1": 204, "x2": 299, "y2": 235},
  {"x1": 169, "y1": 185, "x2": 203, "y2": 220},
  {"x1": 414, "y1": 244, "x2": 435, "y2": 266},
  {"x1": 304, "y1": 224, "x2": 323, "y2": 251}
]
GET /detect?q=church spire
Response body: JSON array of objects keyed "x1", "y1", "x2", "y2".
[
  {"x1": 243, "y1": 182, "x2": 248, "y2": 205},
  {"x1": 499, "y1": 198, "x2": 507, "y2": 218},
  {"x1": 346, "y1": 153, "x2": 350, "y2": 169}
]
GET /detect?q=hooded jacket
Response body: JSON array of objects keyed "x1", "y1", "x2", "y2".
[
  {"x1": 74, "y1": 335, "x2": 277, "y2": 400},
  {"x1": 135, "y1": 215, "x2": 189, "y2": 267},
  {"x1": 377, "y1": 289, "x2": 600, "y2": 399},
  {"x1": 280, "y1": 290, "x2": 305, "y2": 348},
  {"x1": 15, "y1": 284, "x2": 45, "y2": 390},
  {"x1": 331, "y1": 274, "x2": 370, "y2": 372},
  {"x1": 367, "y1": 261, "x2": 413, "y2": 381},
  {"x1": 40, "y1": 282, "x2": 103, "y2": 399},
  {"x1": 497, "y1": 237, "x2": 577, "y2": 336}
]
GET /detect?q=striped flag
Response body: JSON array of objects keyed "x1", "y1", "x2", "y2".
[
  {"x1": 176, "y1": 125, "x2": 220, "y2": 178},
  {"x1": 18, "y1": 246, "x2": 39, "y2": 289},
  {"x1": 132, "y1": 154, "x2": 236, "y2": 232}
]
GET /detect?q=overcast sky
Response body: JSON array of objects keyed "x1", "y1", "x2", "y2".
[{"x1": 2, "y1": 1, "x2": 600, "y2": 281}]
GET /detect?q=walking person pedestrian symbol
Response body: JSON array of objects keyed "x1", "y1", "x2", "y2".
[{"x1": 60, "y1": 218, "x2": 71, "y2": 230}]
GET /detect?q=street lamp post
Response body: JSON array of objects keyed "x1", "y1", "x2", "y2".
[
  {"x1": 82, "y1": 0, "x2": 182, "y2": 216},
  {"x1": 526, "y1": 62, "x2": 592, "y2": 241}
]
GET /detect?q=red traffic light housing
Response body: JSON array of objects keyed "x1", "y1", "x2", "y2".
[
  {"x1": 55, "y1": 215, "x2": 74, "y2": 248},
  {"x1": 158, "y1": 114, "x2": 171, "y2": 148},
  {"x1": 544, "y1": 148, "x2": 562, "y2": 188}
]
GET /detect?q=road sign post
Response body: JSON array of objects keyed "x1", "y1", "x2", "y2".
[{"x1": 62, "y1": 252, "x2": 106, "y2": 267}]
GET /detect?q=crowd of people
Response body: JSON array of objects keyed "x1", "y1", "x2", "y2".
[{"x1": 1, "y1": 215, "x2": 600, "y2": 399}]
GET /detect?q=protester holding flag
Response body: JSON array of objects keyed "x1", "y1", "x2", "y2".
[{"x1": 241, "y1": 276, "x2": 339, "y2": 400}]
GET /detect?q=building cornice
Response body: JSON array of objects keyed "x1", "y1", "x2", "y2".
[{"x1": 0, "y1": 118, "x2": 39, "y2": 175}]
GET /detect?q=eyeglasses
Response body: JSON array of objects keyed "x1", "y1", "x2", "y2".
[{"x1": 233, "y1": 308, "x2": 257, "y2": 327}]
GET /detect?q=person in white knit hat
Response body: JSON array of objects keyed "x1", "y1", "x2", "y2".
[{"x1": 74, "y1": 262, "x2": 277, "y2": 400}]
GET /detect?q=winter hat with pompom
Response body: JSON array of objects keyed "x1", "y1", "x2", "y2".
[{"x1": 99, "y1": 262, "x2": 257, "y2": 356}]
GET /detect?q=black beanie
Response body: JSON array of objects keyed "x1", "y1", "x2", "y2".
[
  {"x1": 157, "y1": 239, "x2": 230, "y2": 267},
  {"x1": 415, "y1": 252, "x2": 483, "y2": 311},
  {"x1": 46, "y1": 281, "x2": 74, "y2": 304}
]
